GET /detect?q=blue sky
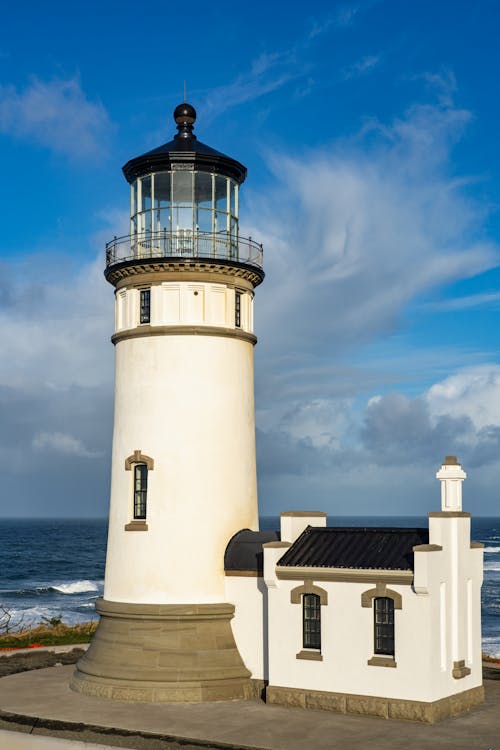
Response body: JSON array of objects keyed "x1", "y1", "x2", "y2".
[{"x1": 1, "y1": 0, "x2": 500, "y2": 516}]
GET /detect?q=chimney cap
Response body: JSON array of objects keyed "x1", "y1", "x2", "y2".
[{"x1": 443, "y1": 455, "x2": 459, "y2": 465}]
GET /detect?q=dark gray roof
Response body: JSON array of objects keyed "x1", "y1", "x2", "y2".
[
  {"x1": 225, "y1": 529, "x2": 280, "y2": 573},
  {"x1": 278, "y1": 527, "x2": 429, "y2": 571}
]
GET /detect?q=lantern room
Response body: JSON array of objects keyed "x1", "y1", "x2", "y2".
[{"x1": 105, "y1": 103, "x2": 263, "y2": 272}]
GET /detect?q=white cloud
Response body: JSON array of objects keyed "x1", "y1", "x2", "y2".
[
  {"x1": 248, "y1": 94, "x2": 500, "y2": 512},
  {"x1": 426, "y1": 365, "x2": 500, "y2": 431},
  {"x1": 0, "y1": 252, "x2": 112, "y2": 392},
  {"x1": 279, "y1": 398, "x2": 354, "y2": 449},
  {"x1": 0, "y1": 77, "x2": 111, "y2": 158},
  {"x1": 33, "y1": 431, "x2": 101, "y2": 459},
  {"x1": 247, "y1": 100, "x2": 496, "y2": 372}
]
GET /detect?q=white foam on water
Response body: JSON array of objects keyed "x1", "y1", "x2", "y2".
[
  {"x1": 484, "y1": 546, "x2": 500, "y2": 553},
  {"x1": 51, "y1": 580, "x2": 99, "y2": 594},
  {"x1": 484, "y1": 563, "x2": 500, "y2": 572}
]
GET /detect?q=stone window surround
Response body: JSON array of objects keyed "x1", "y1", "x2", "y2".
[
  {"x1": 290, "y1": 581, "x2": 328, "y2": 662},
  {"x1": 361, "y1": 582, "x2": 402, "y2": 668},
  {"x1": 124, "y1": 450, "x2": 154, "y2": 531}
]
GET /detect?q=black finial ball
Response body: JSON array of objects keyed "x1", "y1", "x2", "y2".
[{"x1": 174, "y1": 103, "x2": 196, "y2": 126}]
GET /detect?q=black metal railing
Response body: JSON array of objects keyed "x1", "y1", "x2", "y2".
[{"x1": 105, "y1": 230, "x2": 263, "y2": 269}]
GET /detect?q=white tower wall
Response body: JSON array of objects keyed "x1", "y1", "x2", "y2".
[{"x1": 105, "y1": 330, "x2": 259, "y2": 604}]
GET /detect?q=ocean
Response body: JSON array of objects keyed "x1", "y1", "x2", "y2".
[{"x1": 0, "y1": 516, "x2": 498, "y2": 657}]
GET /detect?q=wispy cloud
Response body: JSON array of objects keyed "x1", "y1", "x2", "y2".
[
  {"x1": 0, "y1": 76, "x2": 111, "y2": 159},
  {"x1": 307, "y1": 0, "x2": 379, "y2": 39},
  {"x1": 421, "y1": 68, "x2": 458, "y2": 108},
  {"x1": 342, "y1": 54, "x2": 381, "y2": 80},
  {"x1": 202, "y1": 3, "x2": 377, "y2": 119},
  {"x1": 33, "y1": 431, "x2": 102, "y2": 459},
  {"x1": 201, "y1": 51, "x2": 305, "y2": 119},
  {"x1": 426, "y1": 291, "x2": 500, "y2": 312}
]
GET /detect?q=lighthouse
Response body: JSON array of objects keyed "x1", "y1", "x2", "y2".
[{"x1": 71, "y1": 103, "x2": 264, "y2": 702}]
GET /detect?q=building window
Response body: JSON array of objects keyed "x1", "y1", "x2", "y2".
[
  {"x1": 374, "y1": 597, "x2": 395, "y2": 656},
  {"x1": 140, "y1": 289, "x2": 151, "y2": 324},
  {"x1": 134, "y1": 464, "x2": 148, "y2": 519},
  {"x1": 303, "y1": 593, "x2": 321, "y2": 650},
  {"x1": 235, "y1": 291, "x2": 241, "y2": 328}
]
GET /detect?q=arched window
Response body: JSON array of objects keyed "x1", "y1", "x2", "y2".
[
  {"x1": 374, "y1": 597, "x2": 395, "y2": 657},
  {"x1": 134, "y1": 464, "x2": 148, "y2": 520},
  {"x1": 303, "y1": 593, "x2": 321, "y2": 650}
]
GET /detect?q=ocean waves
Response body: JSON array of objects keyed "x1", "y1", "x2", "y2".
[{"x1": 0, "y1": 580, "x2": 102, "y2": 598}]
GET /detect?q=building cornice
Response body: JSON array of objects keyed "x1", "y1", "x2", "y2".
[
  {"x1": 112, "y1": 325, "x2": 257, "y2": 346},
  {"x1": 105, "y1": 258, "x2": 264, "y2": 289},
  {"x1": 275, "y1": 566, "x2": 414, "y2": 585}
]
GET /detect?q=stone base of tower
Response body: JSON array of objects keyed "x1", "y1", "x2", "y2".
[{"x1": 70, "y1": 598, "x2": 253, "y2": 703}]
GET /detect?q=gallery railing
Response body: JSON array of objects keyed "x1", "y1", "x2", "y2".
[{"x1": 105, "y1": 230, "x2": 263, "y2": 270}]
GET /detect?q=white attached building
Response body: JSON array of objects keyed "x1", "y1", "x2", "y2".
[{"x1": 225, "y1": 456, "x2": 484, "y2": 722}]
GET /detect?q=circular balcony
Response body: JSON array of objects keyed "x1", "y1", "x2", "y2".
[{"x1": 105, "y1": 231, "x2": 264, "y2": 284}]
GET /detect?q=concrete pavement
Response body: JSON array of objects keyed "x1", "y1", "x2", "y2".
[{"x1": 0, "y1": 665, "x2": 498, "y2": 750}]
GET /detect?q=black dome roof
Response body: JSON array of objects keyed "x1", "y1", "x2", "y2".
[{"x1": 122, "y1": 102, "x2": 247, "y2": 185}]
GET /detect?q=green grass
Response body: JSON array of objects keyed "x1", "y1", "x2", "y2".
[{"x1": 0, "y1": 621, "x2": 97, "y2": 649}]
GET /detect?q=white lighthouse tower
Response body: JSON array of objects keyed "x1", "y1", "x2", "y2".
[{"x1": 72, "y1": 103, "x2": 264, "y2": 702}]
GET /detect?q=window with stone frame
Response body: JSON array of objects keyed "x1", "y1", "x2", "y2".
[
  {"x1": 303, "y1": 593, "x2": 321, "y2": 650},
  {"x1": 133, "y1": 464, "x2": 148, "y2": 520},
  {"x1": 140, "y1": 288, "x2": 151, "y2": 324},
  {"x1": 374, "y1": 597, "x2": 395, "y2": 656}
]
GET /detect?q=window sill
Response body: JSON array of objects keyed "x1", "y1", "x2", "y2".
[
  {"x1": 124, "y1": 521, "x2": 148, "y2": 531},
  {"x1": 296, "y1": 650, "x2": 323, "y2": 662},
  {"x1": 367, "y1": 656, "x2": 397, "y2": 668},
  {"x1": 452, "y1": 660, "x2": 471, "y2": 679}
]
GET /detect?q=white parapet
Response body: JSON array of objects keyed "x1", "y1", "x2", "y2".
[{"x1": 280, "y1": 511, "x2": 327, "y2": 544}]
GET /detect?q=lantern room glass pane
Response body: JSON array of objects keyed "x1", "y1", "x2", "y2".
[
  {"x1": 195, "y1": 173, "x2": 213, "y2": 209},
  {"x1": 196, "y1": 207, "x2": 212, "y2": 233},
  {"x1": 154, "y1": 172, "x2": 170, "y2": 208},
  {"x1": 172, "y1": 171, "x2": 193, "y2": 205},
  {"x1": 215, "y1": 211, "x2": 228, "y2": 233},
  {"x1": 141, "y1": 176, "x2": 152, "y2": 212},
  {"x1": 172, "y1": 205, "x2": 193, "y2": 232},
  {"x1": 155, "y1": 208, "x2": 170, "y2": 232},
  {"x1": 215, "y1": 176, "x2": 228, "y2": 212}
]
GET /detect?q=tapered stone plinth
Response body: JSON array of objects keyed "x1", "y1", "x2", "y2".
[{"x1": 70, "y1": 599, "x2": 252, "y2": 703}]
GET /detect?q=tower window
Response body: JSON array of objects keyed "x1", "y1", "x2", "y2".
[
  {"x1": 134, "y1": 464, "x2": 148, "y2": 520},
  {"x1": 374, "y1": 597, "x2": 395, "y2": 656},
  {"x1": 235, "y1": 291, "x2": 241, "y2": 328},
  {"x1": 140, "y1": 289, "x2": 151, "y2": 324},
  {"x1": 303, "y1": 593, "x2": 321, "y2": 650}
]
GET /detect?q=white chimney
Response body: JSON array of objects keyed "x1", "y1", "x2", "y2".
[{"x1": 436, "y1": 456, "x2": 467, "y2": 512}]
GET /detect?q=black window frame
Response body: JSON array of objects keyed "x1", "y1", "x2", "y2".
[
  {"x1": 235, "y1": 291, "x2": 241, "y2": 328},
  {"x1": 374, "y1": 597, "x2": 395, "y2": 656},
  {"x1": 133, "y1": 463, "x2": 148, "y2": 520},
  {"x1": 303, "y1": 593, "x2": 321, "y2": 650},
  {"x1": 140, "y1": 288, "x2": 151, "y2": 324}
]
